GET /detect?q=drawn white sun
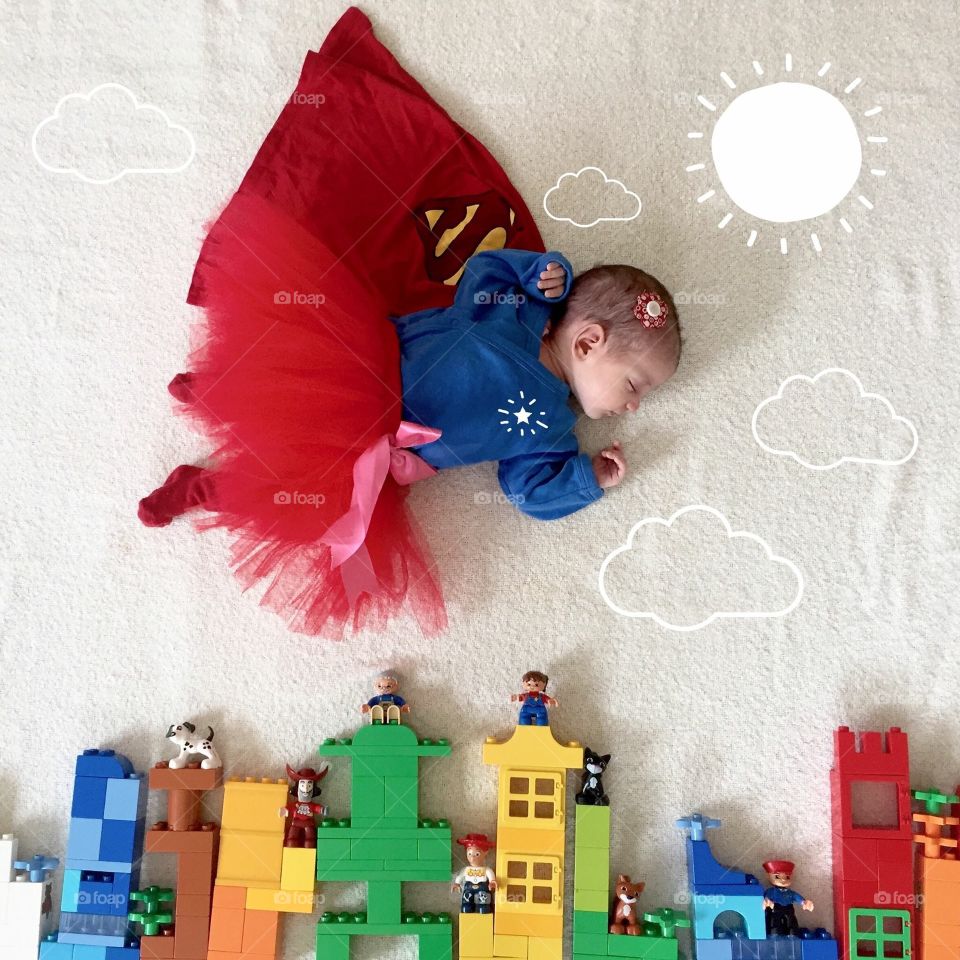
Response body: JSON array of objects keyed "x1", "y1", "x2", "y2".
[
  {"x1": 498, "y1": 389, "x2": 549, "y2": 438},
  {"x1": 684, "y1": 55, "x2": 888, "y2": 254}
]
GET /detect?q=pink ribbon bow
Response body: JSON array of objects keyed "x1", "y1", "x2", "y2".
[{"x1": 320, "y1": 420, "x2": 441, "y2": 602}]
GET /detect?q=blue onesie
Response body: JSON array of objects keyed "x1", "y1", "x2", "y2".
[{"x1": 392, "y1": 248, "x2": 604, "y2": 520}]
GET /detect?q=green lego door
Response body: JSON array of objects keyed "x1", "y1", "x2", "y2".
[{"x1": 848, "y1": 908, "x2": 911, "y2": 960}]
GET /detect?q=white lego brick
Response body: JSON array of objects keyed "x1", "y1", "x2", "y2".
[
  {"x1": 0, "y1": 834, "x2": 18, "y2": 882},
  {"x1": 0, "y1": 878, "x2": 47, "y2": 949}
]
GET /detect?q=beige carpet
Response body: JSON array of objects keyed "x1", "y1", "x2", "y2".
[{"x1": 1, "y1": 2, "x2": 958, "y2": 958}]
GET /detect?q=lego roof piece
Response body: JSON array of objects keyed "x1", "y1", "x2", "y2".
[
  {"x1": 482, "y1": 724, "x2": 583, "y2": 770},
  {"x1": 676, "y1": 814, "x2": 762, "y2": 889},
  {"x1": 318, "y1": 722, "x2": 451, "y2": 758},
  {"x1": 832, "y1": 727, "x2": 910, "y2": 777}
]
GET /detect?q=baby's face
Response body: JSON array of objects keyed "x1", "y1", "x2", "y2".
[{"x1": 572, "y1": 339, "x2": 677, "y2": 419}]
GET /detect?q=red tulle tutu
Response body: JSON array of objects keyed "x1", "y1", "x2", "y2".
[{"x1": 170, "y1": 192, "x2": 446, "y2": 639}]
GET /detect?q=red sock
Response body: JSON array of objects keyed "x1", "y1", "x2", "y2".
[{"x1": 138, "y1": 464, "x2": 218, "y2": 527}]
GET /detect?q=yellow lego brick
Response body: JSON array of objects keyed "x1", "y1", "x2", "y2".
[
  {"x1": 217, "y1": 829, "x2": 284, "y2": 885},
  {"x1": 459, "y1": 913, "x2": 495, "y2": 957},
  {"x1": 280, "y1": 846, "x2": 316, "y2": 892},
  {"x1": 527, "y1": 936, "x2": 562, "y2": 960},
  {"x1": 494, "y1": 829, "x2": 565, "y2": 857},
  {"x1": 492, "y1": 933, "x2": 528, "y2": 958},
  {"x1": 483, "y1": 725, "x2": 583, "y2": 771},
  {"x1": 246, "y1": 885, "x2": 315, "y2": 914},
  {"x1": 221, "y1": 778, "x2": 289, "y2": 833},
  {"x1": 494, "y1": 913, "x2": 561, "y2": 939}
]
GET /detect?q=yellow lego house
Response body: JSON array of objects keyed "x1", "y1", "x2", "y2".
[{"x1": 459, "y1": 724, "x2": 583, "y2": 960}]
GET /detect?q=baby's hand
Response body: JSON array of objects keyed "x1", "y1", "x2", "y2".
[
  {"x1": 592, "y1": 441, "x2": 627, "y2": 489},
  {"x1": 537, "y1": 261, "x2": 567, "y2": 298}
]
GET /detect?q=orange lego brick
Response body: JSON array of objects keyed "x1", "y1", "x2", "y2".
[
  {"x1": 146, "y1": 827, "x2": 218, "y2": 854},
  {"x1": 140, "y1": 933, "x2": 176, "y2": 958},
  {"x1": 213, "y1": 884, "x2": 248, "y2": 908},
  {"x1": 171, "y1": 914, "x2": 211, "y2": 958},
  {"x1": 177, "y1": 850, "x2": 217, "y2": 894},
  {"x1": 240, "y1": 907, "x2": 280, "y2": 955}
]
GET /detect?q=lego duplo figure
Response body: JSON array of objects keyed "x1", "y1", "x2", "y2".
[
  {"x1": 510, "y1": 670, "x2": 557, "y2": 726},
  {"x1": 763, "y1": 859, "x2": 814, "y2": 936},
  {"x1": 280, "y1": 763, "x2": 330, "y2": 847},
  {"x1": 360, "y1": 670, "x2": 411, "y2": 724},
  {"x1": 610, "y1": 874, "x2": 646, "y2": 935},
  {"x1": 576, "y1": 747, "x2": 611, "y2": 805},
  {"x1": 452, "y1": 833, "x2": 497, "y2": 914}
]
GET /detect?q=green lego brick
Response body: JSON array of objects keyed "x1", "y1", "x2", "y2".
[
  {"x1": 366, "y1": 880, "x2": 402, "y2": 925},
  {"x1": 417, "y1": 832, "x2": 452, "y2": 861},
  {"x1": 606, "y1": 934, "x2": 679, "y2": 960},
  {"x1": 352, "y1": 837, "x2": 417, "y2": 861},
  {"x1": 383, "y1": 860, "x2": 450, "y2": 879},
  {"x1": 316, "y1": 913, "x2": 453, "y2": 936},
  {"x1": 574, "y1": 848, "x2": 609, "y2": 895},
  {"x1": 316, "y1": 860, "x2": 386, "y2": 880},
  {"x1": 575, "y1": 886, "x2": 610, "y2": 912},
  {"x1": 575, "y1": 910, "x2": 612, "y2": 935},
  {"x1": 575, "y1": 804, "x2": 612, "y2": 849},
  {"x1": 350, "y1": 777, "x2": 386, "y2": 820},
  {"x1": 573, "y1": 930, "x2": 611, "y2": 954},
  {"x1": 314, "y1": 931, "x2": 351, "y2": 960},
  {"x1": 384, "y1": 779, "x2": 419, "y2": 821},
  {"x1": 418, "y1": 933, "x2": 453, "y2": 960},
  {"x1": 352, "y1": 753, "x2": 421, "y2": 779},
  {"x1": 315, "y1": 836, "x2": 353, "y2": 863}
]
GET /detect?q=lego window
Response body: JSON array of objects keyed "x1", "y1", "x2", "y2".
[
  {"x1": 501, "y1": 769, "x2": 562, "y2": 827},
  {"x1": 881, "y1": 917, "x2": 903, "y2": 935},
  {"x1": 497, "y1": 855, "x2": 560, "y2": 914},
  {"x1": 883, "y1": 943, "x2": 904, "y2": 958},
  {"x1": 849, "y1": 909, "x2": 910, "y2": 960},
  {"x1": 856, "y1": 916, "x2": 877, "y2": 934},
  {"x1": 850, "y1": 781, "x2": 900, "y2": 829}
]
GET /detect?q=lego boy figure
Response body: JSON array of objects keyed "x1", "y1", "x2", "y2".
[
  {"x1": 511, "y1": 670, "x2": 557, "y2": 726},
  {"x1": 279, "y1": 763, "x2": 330, "y2": 847},
  {"x1": 360, "y1": 670, "x2": 411, "y2": 724},
  {"x1": 452, "y1": 833, "x2": 497, "y2": 913},
  {"x1": 763, "y1": 860, "x2": 814, "y2": 936}
]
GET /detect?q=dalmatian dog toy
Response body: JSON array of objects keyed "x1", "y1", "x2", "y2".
[{"x1": 165, "y1": 722, "x2": 222, "y2": 770}]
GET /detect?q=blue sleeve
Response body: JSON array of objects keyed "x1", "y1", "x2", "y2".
[
  {"x1": 498, "y1": 450, "x2": 603, "y2": 520},
  {"x1": 455, "y1": 248, "x2": 573, "y2": 308}
]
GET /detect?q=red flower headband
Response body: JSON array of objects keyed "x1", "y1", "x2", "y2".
[{"x1": 634, "y1": 291, "x2": 668, "y2": 329}]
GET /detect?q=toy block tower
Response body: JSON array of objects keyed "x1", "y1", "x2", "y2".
[
  {"x1": 471, "y1": 723, "x2": 583, "y2": 960},
  {"x1": 41, "y1": 748, "x2": 147, "y2": 960},
  {"x1": 142, "y1": 761, "x2": 222, "y2": 960},
  {"x1": 572, "y1": 805, "x2": 687, "y2": 960},
  {"x1": 677, "y1": 813, "x2": 837, "y2": 960},
  {"x1": 912, "y1": 788, "x2": 960, "y2": 960},
  {"x1": 314, "y1": 721, "x2": 453, "y2": 960},
  {"x1": 831, "y1": 727, "x2": 915, "y2": 960},
  {"x1": 207, "y1": 776, "x2": 290, "y2": 960},
  {"x1": 1, "y1": 834, "x2": 58, "y2": 960}
]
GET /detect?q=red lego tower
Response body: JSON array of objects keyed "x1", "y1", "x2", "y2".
[{"x1": 831, "y1": 727, "x2": 915, "y2": 960}]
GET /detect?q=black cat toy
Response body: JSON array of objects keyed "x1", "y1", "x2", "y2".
[{"x1": 575, "y1": 747, "x2": 611, "y2": 805}]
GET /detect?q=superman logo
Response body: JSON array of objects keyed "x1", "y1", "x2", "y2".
[{"x1": 413, "y1": 190, "x2": 517, "y2": 286}]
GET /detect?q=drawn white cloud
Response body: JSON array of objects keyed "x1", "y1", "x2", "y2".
[
  {"x1": 543, "y1": 166, "x2": 641, "y2": 228},
  {"x1": 598, "y1": 505, "x2": 803, "y2": 631},
  {"x1": 32, "y1": 82, "x2": 196, "y2": 184},
  {"x1": 752, "y1": 368, "x2": 918, "y2": 469}
]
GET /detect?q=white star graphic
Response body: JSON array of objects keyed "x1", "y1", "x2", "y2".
[{"x1": 497, "y1": 389, "x2": 550, "y2": 438}]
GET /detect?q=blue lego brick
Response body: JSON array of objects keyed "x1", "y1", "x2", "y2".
[
  {"x1": 65, "y1": 858, "x2": 133, "y2": 873},
  {"x1": 75, "y1": 750, "x2": 135, "y2": 779},
  {"x1": 62, "y1": 867, "x2": 83, "y2": 913},
  {"x1": 40, "y1": 939, "x2": 77, "y2": 960},
  {"x1": 72, "y1": 778, "x2": 108, "y2": 818},
  {"x1": 688, "y1": 837, "x2": 758, "y2": 886},
  {"x1": 98, "y1": 819, "x2": 138, "y2": 861},
  {"x1": 799, "y1": 937, "x2": 838, "y2": 960},
  {"x1": 73, "y1": 947, "x2": 110, "y2": 960},
  {"x1": 696, "y1": 883, "x2": 764, "y2": 897},
  {"x1": 693, "y1": 896, "x2": 767, "y2": 941},
  {"x1": 67, "y1": 818, "x2": 103, "y2": 861},
  {"x1": 69, "y1": 871, "x2": 132, "y2": 917},
  {"x1": 727, "y1": 935, "x2": 763, "y2": 960},
  {"x1": 104, "y1": 949, "x2": 141, "y2": 960},
  {"x1": 103, "y1": 778, "x2": 144, "y2": 821},
  {"x1": 697, "y1": 940, "x2": 734, "y2": 960}
]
